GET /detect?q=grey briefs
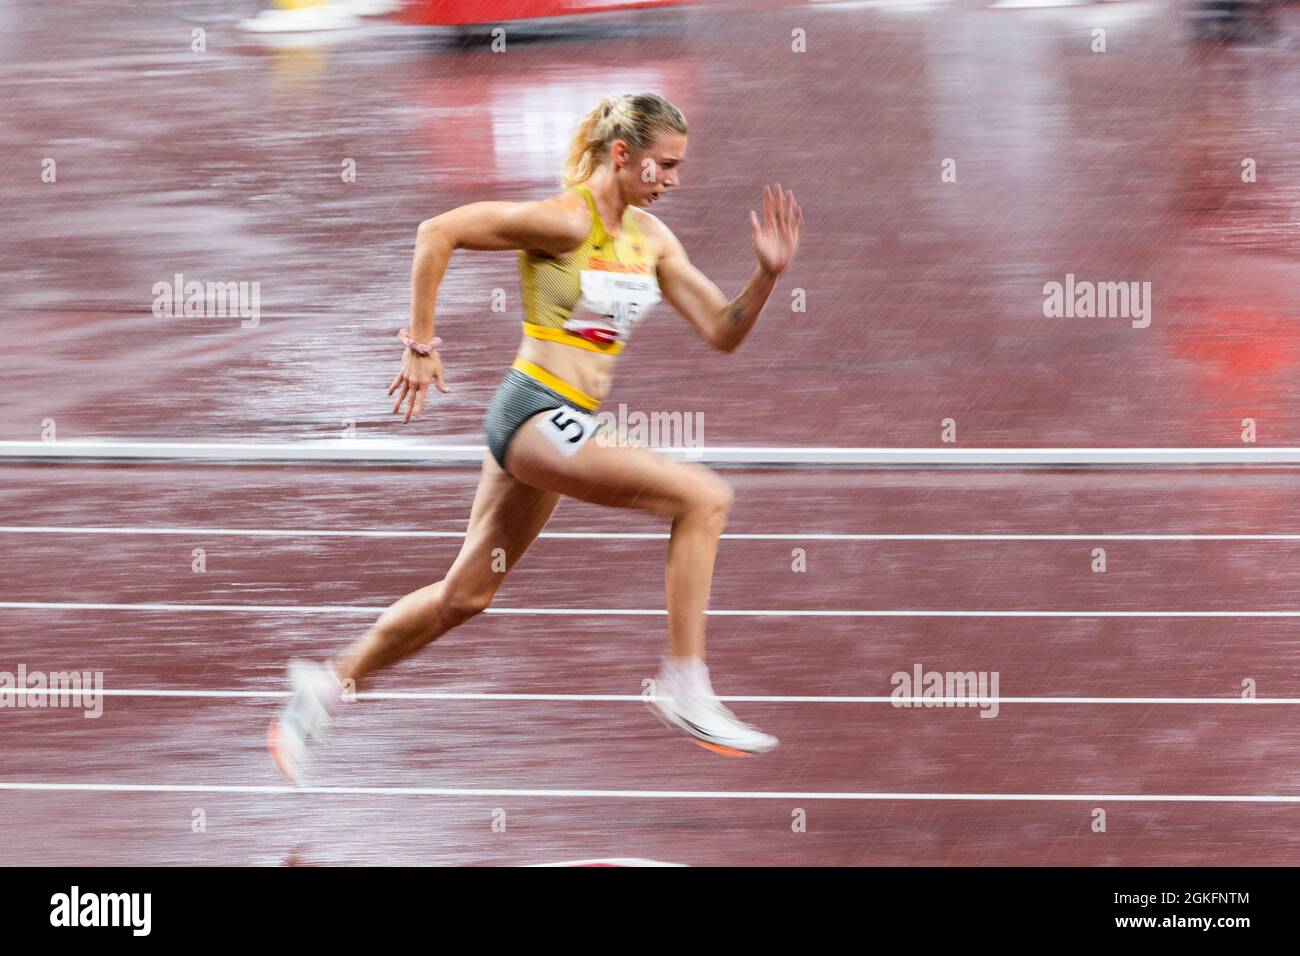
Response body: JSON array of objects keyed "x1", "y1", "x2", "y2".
[{"x1": 483, "y1": 368, "x2": 592, "y2": 474}]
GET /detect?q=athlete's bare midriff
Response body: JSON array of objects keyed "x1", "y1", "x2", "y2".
[{"x1": 516, "y1": 334, "x2": 617, "y2": 404}]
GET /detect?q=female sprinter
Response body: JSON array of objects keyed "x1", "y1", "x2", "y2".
[{"x1": 270, "y1": 92, "x2": 803, "y2": 782}]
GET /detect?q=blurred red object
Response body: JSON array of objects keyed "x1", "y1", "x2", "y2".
[{"x1": 399, "y1": 0, "x2": 687, "y2": 25}]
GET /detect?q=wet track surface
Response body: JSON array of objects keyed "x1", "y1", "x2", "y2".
[
  {"x1": 5, "y1": 465, "x2": 1300, "y2": 865},
  {"x1": 4, "y1": 0, "x2": 1300, "y2": 865},
  {"x1": 4, "y1": 0, "x2": 1300, "y2": 446}
]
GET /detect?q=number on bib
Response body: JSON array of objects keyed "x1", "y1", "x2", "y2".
[{"x1": 536, "y1": 405, "x2": 600, "y2": 458}]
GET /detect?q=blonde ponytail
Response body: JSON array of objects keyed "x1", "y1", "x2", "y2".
[{"x1": 562, "y1": 92, "x2": 687, "y2": 187}]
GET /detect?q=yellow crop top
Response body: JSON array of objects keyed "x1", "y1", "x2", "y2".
[{"x1": 518, "y1": 184, "x2": 661, "y2": 356}]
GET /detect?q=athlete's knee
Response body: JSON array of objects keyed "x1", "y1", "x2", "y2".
[
  {"x1": 715, "y1": 478, "x2": 735, "y2": 512},
  {"x1": 442, "y1": 585, "x2": 496, "y2": 625},
  {"x1": 683, "y1": 473, "x2": 733, "y2": 526}
]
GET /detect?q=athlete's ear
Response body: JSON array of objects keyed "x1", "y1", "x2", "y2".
[{"x1": 609, "y1": 138, "x2": 631, "y2": 169}]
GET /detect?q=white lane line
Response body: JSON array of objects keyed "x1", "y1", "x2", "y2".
[
  {"x1": 1, "y1": 689, "x2": 1296, "y2": 705},
  {"x1": 6, "y1": 600, "x2": 1300, "y2": 618},
  {"x1": 8, "y1": 526, "x2": 1300, "y2": 542},
  {"x1": 1, "y1": 781, "x2": 1298, "y2": 802},
  {"x1": 8, "y1": 439, "x2": 1300, "y2": 466}
]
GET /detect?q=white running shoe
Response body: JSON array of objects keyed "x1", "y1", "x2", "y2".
[
  {"x1": 268, "y1": 659, "x2": 345, "y2": 785},
  {"x1": 649, "y1": 660, "x2": 778, "y2": 756}
]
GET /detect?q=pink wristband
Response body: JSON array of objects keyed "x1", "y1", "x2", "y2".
[{"x1": 398, "y1": 327, "x2": 443, "y2": 355}]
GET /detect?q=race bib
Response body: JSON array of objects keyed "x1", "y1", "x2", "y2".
[
  {"x1": 535, "y1": 405, "x2": 600, "y2": 457},
  {"x1": 563, "y1": 270, "x2": 661, "y2": 345}
]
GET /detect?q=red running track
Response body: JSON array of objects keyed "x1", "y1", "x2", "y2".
[
  {"x1": 6, "y1": 0, "x2": 1300, "y2": 866},
  {"x1": 5, "y1": 1, "x2": 1300, "y2": 449},
  {"x1": 3, "y1": 464, "x2": 1300, "y2": 865}
]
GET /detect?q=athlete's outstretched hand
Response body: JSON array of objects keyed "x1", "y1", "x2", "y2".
[
  {"x1": 750, "y1": 184, "x2": 803, "y2": 277},
  {"x1": 388, "y1": 346, "x2": 448, "y2": 423}
]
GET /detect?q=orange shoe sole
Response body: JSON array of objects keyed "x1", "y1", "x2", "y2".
[
  {"x1": 691, "y1": 739, "x2": 754, "y2": 758},
  {"x1": 267, "y1": 720, "x2": 296, "y2": 782},
  {"x1": 646, "y1": 700, "x2": 759, "y2": 757}
]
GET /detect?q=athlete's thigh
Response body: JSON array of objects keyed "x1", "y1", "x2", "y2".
[
  {"x1": 506, "y1": 410, "x2": 725, "y2": 519},
  {"x1": 444, "y1": 452, "x2": 561, "y2": 589}
]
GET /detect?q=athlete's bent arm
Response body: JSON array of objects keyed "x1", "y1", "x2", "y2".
[
  {"x1": 409, "y1": 200, "x2": 585, "y2": 343},
  {"x1": 391, "y1": 199, "x2": 585, "y2": 421},
  {"x1": 656, "y1": 229, "x2": 773, "y2": 354},
  {"x1": 654, "y1": 184, "x2": 803, "y2": 354}
]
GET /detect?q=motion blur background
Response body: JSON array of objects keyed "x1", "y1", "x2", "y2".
[
  {"x1": 4, "y1": 0, "x2": 1300, "y2": 449},
  {"x1": 5, "y1": 0, "x2": 1300, "y2": 868}
]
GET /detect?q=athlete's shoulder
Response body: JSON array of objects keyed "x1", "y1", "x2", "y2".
[
  {"x1": 629, "y1": 206, "x2": 680, "y2": 258},
  {"x1": 523, "y1": 188, "x2": 592, "y2": 257}
]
